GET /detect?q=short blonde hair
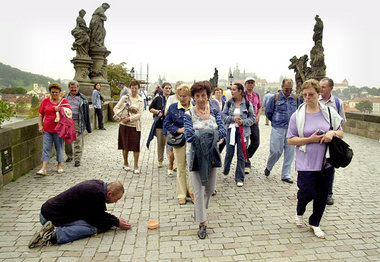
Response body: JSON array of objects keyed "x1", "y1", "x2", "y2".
[
  {"x1": 176, "y1": 84, "x2": 191, "y2": 97},
  {"x1": 301, "y1": 79, "x2": 321, "y2": 94}
]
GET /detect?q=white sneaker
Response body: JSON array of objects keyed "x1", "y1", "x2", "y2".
[
  {"x1": 295, "y1": 215, "x2": 304, "y2": 227},
  {"x1": 244, "y1": 167, "x2": 250, "y2": 174},
  {"x1": 236, "y1": 181, "x2": 244, "y2": 187},
  {"x1": 167, "y1": 169, "x2": 174, "y2": 177},
  {"x1": 123, "y1": 165, "x2": 131, "y2": 171}
]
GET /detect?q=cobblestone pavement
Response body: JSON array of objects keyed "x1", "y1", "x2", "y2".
[{"x1": 0, "y1": 110, "x2": 379, "y2": 261}]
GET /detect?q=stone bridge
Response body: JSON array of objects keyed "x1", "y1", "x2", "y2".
[{"x1": 0, "y1": 111, "x2": 379, "y2": 261}]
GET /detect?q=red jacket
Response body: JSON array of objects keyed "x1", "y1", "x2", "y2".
[{"x1": 55, "y1": 107, "x2": 77, "y2": 143}]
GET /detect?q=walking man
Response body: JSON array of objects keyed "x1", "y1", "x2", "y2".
[
  {"x1": 120, "y1": 81, "x2": 131, "y2": 97},
  {"x1": 64, "y1": 80, "x2": 91, "y2": 167},
  {"x1": 319, "y1": 77, "x2": 346, "y2": 205},
  {"x1": 264, "y1": 79, "x2": 299, "y2": 183},
  {"x1": 244, "y1": 77, "x2": 262, "y2": 173},
  {"x1": 262, "y1": 90, "x2": 273, "y2": 125},
  {"x1": 28, "y1": 180, "x2": 131, "y2": 248}
]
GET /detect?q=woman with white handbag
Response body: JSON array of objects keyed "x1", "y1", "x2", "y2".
[{"x1": 114, "y1": 80, "x2": 144, "y2": 174}]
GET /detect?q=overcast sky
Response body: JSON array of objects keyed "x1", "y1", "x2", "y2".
[{"x1": 1, "y1": 0, "x2": 378, "y2": 88}]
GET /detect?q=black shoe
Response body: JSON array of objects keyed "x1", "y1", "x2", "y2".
[
  {"x1": 282, "y1": 178, "x2": 293, "y2": 184},
  {"x1": 65, "y1": 157, "x2": 73, "y2": 163},
  {"x1": 326, "y1": 197, "x2": 334, "y2": 205},
  {"x1": 74, "y1": 161, "x2": 80, "y2": 167},
  {"x1": 197, "y1": 225, "x2": 207, "y2": 239},
  {"x1": 100, "y1": 128, "x2": 106, "y2": 130},
  {"x1": 212, "y1": 190, "x2": 217, "y2": 196},
  {"x1": 264, "y1": 168, "x2": 270, "y2": 176}
]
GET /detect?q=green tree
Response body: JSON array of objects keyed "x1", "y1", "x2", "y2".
[
  {"x1": 107, "y1": 62, "x2": 132, "y2": 100},
  {"x1": 27, "y1": 105, "x2": 40, "y2": 119},
  {"x1": 15, "y1": 100, "x2": 27, "y2": 114},
  {"x1": 31, "y1": 95, "x2": 39, "y2": 108},
  {"x1": 0, "y1": 87, "x2": 27, "y2": 94},
  {"x1": 355, "y1": 100, "x2": 373, "y2": 114},
  {"x1": 0, "y1": 100, "x2": 14, "y2": 128}
]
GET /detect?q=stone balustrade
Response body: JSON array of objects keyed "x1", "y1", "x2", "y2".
[{"x1": 0, "y1": 102, "x2": 109, "y2": 188}]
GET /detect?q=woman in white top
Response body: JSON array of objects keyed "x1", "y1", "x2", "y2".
[{"x1": 114, "y1": 80, "x2": 144, "y2": 174}]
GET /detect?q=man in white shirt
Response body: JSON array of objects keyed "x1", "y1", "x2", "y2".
[{"x1": 319, "y1": 77, "x2": 346, "y2": 206}]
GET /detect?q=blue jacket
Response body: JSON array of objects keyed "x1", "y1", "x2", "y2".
[
  {"x1": 63, "y1": 92, "x2": 91, "y2": 134},
  {"x1": 222, "y1": 98, "x2": 255, "y2": 138},
  {"x1": 92, "y1": 89, "x2": 102, "y2": 109},
  {"x1": 184, "y1": 109, "x2": 226, "y2": 186},
  {"x1": 163, "y1": 102, "x2": 186, "y2": 135},
  {"x1": 265, "y1": 91, "x2": 299, "y2": 129},
  {"x1": 262, "y1": 93, "x2": 274, "y2": 108}
]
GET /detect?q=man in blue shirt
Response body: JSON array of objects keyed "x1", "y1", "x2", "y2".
[
  {"x1": 262, "y1": 90, "x2": 274, "y2": 125},
  {"x1": 264, "y1": 79, "x2": 299, "y2": 183}
]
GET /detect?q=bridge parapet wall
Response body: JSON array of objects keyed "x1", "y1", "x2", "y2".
[
  {"x1": 0, "y1": 102, "x2": 110, "y2": 188},
  {"x1": 345, "y1": 112, "x2": 380, "y2": 141}
]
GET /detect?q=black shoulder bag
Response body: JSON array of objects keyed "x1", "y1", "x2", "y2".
[{"x1": 325, "y1": 107, "x2": 353, "y2": 168}]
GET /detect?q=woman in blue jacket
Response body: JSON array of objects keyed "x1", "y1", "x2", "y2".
[
  {"x1": 184, "y1": 81, "x2": 226, "y2": 239},
  {"x1": 222, "y1": 83, "x2": 255, "y2": 187},
  {"x1": 163, "y1": 84, "x2": 194, "y2": 205}
]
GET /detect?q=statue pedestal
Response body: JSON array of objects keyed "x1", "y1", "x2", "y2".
[
  {"x1": 71, "y1": 56, "x2": 95, "y2": 101},
  {"x1": 89, "y1": 47, "x2": 111, "y2": 101}
]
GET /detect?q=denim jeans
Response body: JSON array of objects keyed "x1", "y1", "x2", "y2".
[
  {"x1": 40, "y1": 213, "x2": 97, "y2": 244},
  {"x1": 223, "y1": 127, "x2": 246, "y2": 183},
  {"x1": 41, "y1": 132, "x2": 64, "y2": 162},
  {"x1": 94, "y1": 108, "x2": 104, "y2": 129},
  {"x1": 266, "y1": 127, "x2": 295, "y2": 179}
]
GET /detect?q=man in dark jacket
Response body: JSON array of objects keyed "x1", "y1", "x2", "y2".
[
  {"x1": 63, "y1": 80, "x2": 92, "y2": 167},
  {"x1": 28, "y1": 180, "x2": 131, "y2": 248}
]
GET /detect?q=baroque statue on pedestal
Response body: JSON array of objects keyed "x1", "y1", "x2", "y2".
[
  {"x1": 71, "y1": 9, "x2": 90, "y2": 57},
  {"x1": 89, "y1": 3, "x2": 110, "y2": 49}
]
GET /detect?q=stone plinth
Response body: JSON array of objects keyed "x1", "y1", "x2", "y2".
[
  {"x1": 89, "y1": 47, "x2": 111, "y2": 101},
  {"x1": 71, "y1": 56, "x2": 94, "y2": 100}
]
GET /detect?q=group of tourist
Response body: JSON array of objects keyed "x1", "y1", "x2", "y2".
[
  {"x1": 36, "y1": 81, "x2": 105, "y2": 175},
  {"x1": 30, "y1": 76, "x2": 345, "y2": 247}
]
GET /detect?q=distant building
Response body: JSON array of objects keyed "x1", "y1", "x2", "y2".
[
  {"x1": 334, "y1": 79, "x2": 349, "y2": 91},
  {"x1": 344, "y1": 103, "x2": 360, "y2": 113},
  {"x1": 27, "y1": 82, "x2": 48, "y2": 97},
  {"x1": 230, "y1": 64, "x2": 268, "y2": 88},
  {"x1": 349, "y1": 97, "x2": 380, "y2": 113}
]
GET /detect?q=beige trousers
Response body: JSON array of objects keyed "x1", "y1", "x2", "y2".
[
  {"x1": 173, "y1": 144, "x2": 193, "y2": 199},
  {"x1": 155, "y1": 128, "x2": 166, "y2": 163},
  {"x1": 65, "y1": 120, "x2": 83, "y2": 162}
]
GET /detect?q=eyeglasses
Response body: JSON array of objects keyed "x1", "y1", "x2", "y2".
[{"x1": 304, "y1": 92, "x2": 317, "y2": 97}]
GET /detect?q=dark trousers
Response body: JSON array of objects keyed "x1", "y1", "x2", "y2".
[
  {"x1": 246, "y1": 124, "x2": 260, "y2": 167},
  {"x1": 219, "y1": 139, "x2": 226, "y2": 153},
  {"x1": 94, "y1": 108, "x2": 104, "y2": 129},
  {"x1": 296, "y1": 167, "x2": 334, "y2": 227},
  {"x1": 328, "y1": 168, "x2": 335, "y2": 198}
]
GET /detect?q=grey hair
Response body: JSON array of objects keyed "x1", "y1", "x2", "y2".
[
  {"x1": 321, "y1": 77, "x2": 334, "y2": 88},
  {"x1": 68, "y1": 80, "x2": 79, "y2": 87},
  {"x1": 175, "y1": 81, "x2": 183, "y2": 89},
  {"x1": 282, "y1": 78, "x2": 293, "y2": 86}
]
